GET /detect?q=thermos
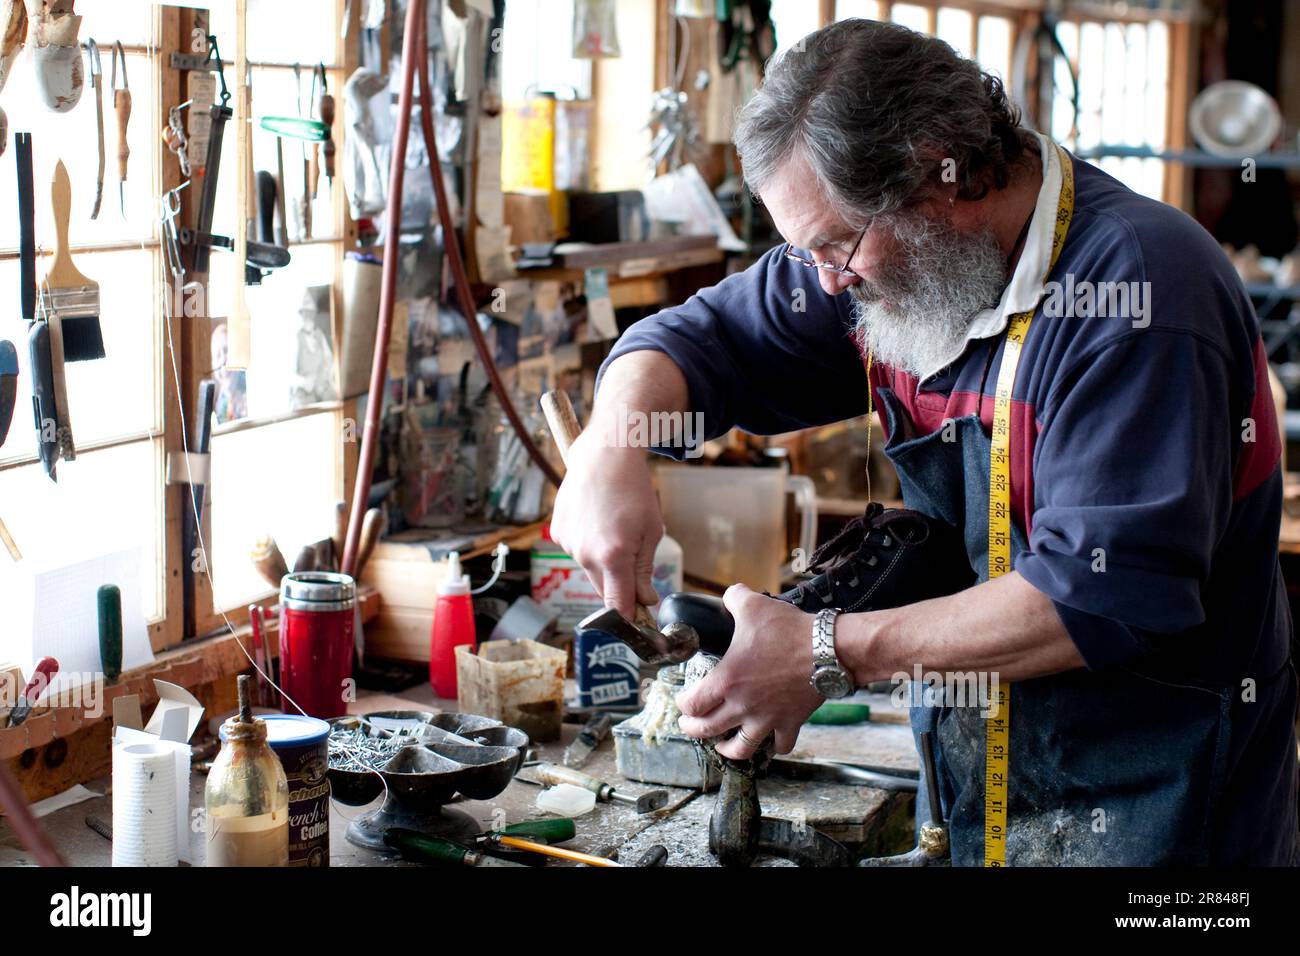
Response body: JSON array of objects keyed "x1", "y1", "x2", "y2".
[{"x1": 279, "y1": 571, "x2": 356, "y2": 719}]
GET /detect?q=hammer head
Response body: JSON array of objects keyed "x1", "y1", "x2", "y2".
[{"x1": 577, "y1": 606, "x2": 699, "y2": 665}]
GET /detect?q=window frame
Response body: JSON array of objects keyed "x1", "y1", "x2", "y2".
[{"x1": 183, "y1": 0, "x2": 357, "y2": 639}]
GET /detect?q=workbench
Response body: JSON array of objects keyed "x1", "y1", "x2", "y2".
[{"x1": 0, "y1": 684, "x2": 918, "y2": 867}]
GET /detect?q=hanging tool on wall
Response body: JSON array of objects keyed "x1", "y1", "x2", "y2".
[
  {"x1": 315, "y1": 62, "x2": 334, "y2": 185},
  {"x1": 294, "y1": 62, "x2": 311, "y2": 239},
  {"x1": 0, "y1": 338, "x2": 15, "y2": 448},
  {"x1": 162, "y1": 99, "x2": 192, "y2": 177},
  {"x1": 185, "y1": 34, "x2": 231, "y2": 276},
  {"x1": 111, "y1": 40, "x2": 130, "y2": 218},
  {"x1": 180, "y1": 379, "x2": 215, "y2": 636},
  {"x1": 17, "y1": 132, "x2": 58, "y2": 480},
  {"x1": 37, "y1": 159, "x2": 107, "y2": 469},
  {"x1": 176, "y1": 35, "x2": 286, "y2": 283},
  {"x1": 85, "y1": 38, "x2": 104, "y2": 219},
  {"x1": 0, "y1": 337, "x2": 15, "y2": 561}
]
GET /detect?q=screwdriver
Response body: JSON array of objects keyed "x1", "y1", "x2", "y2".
[
  {"x1": 531, "y1": 762, "x2": 670, "y2": 813},
  {"x1": 384, "y1": 829, "x2": 527, "y2": 868}
]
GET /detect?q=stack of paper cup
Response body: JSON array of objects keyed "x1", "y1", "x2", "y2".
[{"x1": 111, "y1": 742, "x2": 178, "y2": 867}]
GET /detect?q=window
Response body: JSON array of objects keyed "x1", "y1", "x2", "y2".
[
  {"x1": 0, "y1": 4, "x2": 172, "y2": 672},
  {"x1": 197, "y1": 3, "x2": 348, "y2": 623},
  {"x1": 769, "y1": 0, "x2": 822, "y2": 56},
  {"x1": 1, "y1": 1, "x2": 353, "y2": 679},
  {"x1": 1056, "y1": 18, "x2": 1169, "y2": 200}
]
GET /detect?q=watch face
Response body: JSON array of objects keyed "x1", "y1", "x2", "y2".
[{"x1": 812, "y1": 666, "x2": 853, "y2": 699}]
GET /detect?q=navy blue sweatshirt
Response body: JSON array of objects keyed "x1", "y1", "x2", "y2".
[{"x1": 601, "y1": 153, "x2": 1298, "y2": 864}]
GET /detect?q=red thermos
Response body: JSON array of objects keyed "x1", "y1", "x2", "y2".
[
  {"x1": 279, "y1": 572, "x2": 355, "y2": 719},
  {"x1": 430, "y1": 551, "x2": 474, "y2": 698}
]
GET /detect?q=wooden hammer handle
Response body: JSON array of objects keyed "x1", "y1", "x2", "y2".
[
  {"x1": 113, "y1": 88, "x2": 131, "y2": 181},
  {"x1": 540, "y1": 390, "x2": 582, "y2": 465}
]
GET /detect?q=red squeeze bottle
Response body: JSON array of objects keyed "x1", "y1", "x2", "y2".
[{"x1": 430, "y1": 551, "x2": 475, "y2": 698}]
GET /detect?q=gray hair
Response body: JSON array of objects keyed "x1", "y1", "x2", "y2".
[{"x1": 734, "y1": 19, "x2": 1030, "y2": 226}]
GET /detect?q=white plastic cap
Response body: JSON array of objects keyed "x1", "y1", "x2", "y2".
[{"x1": 438, "y1": 551, "x2": 471, "y2": 596}]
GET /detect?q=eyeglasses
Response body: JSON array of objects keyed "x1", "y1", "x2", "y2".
[{"x1": 785, "y1": 224, "x2": 869, "y2": 276}]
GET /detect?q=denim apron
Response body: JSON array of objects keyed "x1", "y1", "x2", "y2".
[{"x1": 878, "y1": 384, "x2": 1238, "y2": 865}]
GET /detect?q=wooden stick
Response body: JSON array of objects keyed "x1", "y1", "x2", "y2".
[
  {"x1": 0, "y1": 515, "x2": 21, "y2": 561},
  {"x1": 540, "y1": 390, "x2": 581, "y2": 468}
]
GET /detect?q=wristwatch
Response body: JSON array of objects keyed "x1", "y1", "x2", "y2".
[{"x1": 809, "y1": 608, "x2": 854, "y2": 699}]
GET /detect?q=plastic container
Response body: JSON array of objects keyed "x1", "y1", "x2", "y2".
[
  {"x1": 530, "y1": 528, "x2": 603, "y2": 632},
  {"x1": 430, "y1": 552, "x2": 475, "y2": 698},
  {"x1": 455, "y1": 639, "x2": 567, "y2": 742},
  {"x1": 261, "y1": 714, "x2": 331, "y2": 867}
]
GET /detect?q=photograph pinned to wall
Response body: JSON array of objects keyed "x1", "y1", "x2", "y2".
[
  {"x1": 291, "y1": 285, "x2": 339, "y2": 408},
  {"x1": 211, "y1": 322, "x2": 248, "y2": 425}
]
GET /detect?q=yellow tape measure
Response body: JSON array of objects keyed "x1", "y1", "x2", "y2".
[{"x1": 983, "y1": 145, "x2": 1075, "y2": 867}]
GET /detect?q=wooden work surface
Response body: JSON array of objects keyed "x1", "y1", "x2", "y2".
[{"x1": 0, "y1": 686, "x2": 916, "y2": 867}]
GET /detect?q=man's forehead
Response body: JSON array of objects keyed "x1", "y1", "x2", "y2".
[{"x1": 758, "y1": 153, "x2": 848, "y2": 248}]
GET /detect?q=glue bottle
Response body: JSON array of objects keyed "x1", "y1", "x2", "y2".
[{"x1": 430, "y1": 551, "x2": 475, "y2": 699}]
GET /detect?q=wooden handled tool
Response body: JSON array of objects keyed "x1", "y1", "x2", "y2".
[
  {"x1": 111, "y1": 41, "x2": 130, "y2": 217},
  {"x1": 540, "y1": 390, "x2": 658, "y2": 632},
  {"x1": 0, "y1": 515, "x2": 20, "y2": 561},
  {"x1": 316, "y1": 62, "x2": 334, "y2": 181},
  {"x1": 354, "y1": 508, "x2": 383, "y2": 580},
  {"x1": 540, "y1": 390, "x2": 582, "y2": 468}
]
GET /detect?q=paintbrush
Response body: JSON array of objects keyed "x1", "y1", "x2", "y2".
[{"x1": 41, "y1": 160, "x2": 105, "y2": 367}]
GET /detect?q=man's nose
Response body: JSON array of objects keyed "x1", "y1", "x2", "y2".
[{"x1": 819, "y1": 269, "x2": 861, "y2": 296}]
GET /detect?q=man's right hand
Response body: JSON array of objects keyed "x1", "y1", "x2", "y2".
[{"x1": 548, "y1": 428, "x2": 664, "y2": 620}]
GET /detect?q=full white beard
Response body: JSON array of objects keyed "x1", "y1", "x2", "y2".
[{"x1": 850, "y1": 215, "x2": 1009, "y2": 378}]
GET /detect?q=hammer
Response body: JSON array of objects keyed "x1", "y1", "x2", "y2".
[{"x1": 539, "y1": 391, "x2": 733, "y2": 665}]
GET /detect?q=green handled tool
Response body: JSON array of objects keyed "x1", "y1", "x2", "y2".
[
  {"x1": 384, "y1": 829, "x2": 527, "y2": 868},
  {"x1": 259, "y1": 116, "x2": 330, "y2": 142},
  {"x1": 97, "y1": 584, "x2": 122, "y2": 681}
]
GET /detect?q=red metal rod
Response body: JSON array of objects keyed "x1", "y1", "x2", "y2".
[
  {"x1": 0, "y1": 761, "x2": 65, "y2": 866},
  {"x1": 343, "y1": 0, "x2": 564, "y2": 579},
  {"x1": 413, "y1": 9, "x2": 562, "y2": 490},
  {"x1": 341, "y1": 0, "x2": 423, "y2": 578}
]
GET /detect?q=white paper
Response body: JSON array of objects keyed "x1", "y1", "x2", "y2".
[
  {"x1": 29, "y1": 784, "x2": 102, "y2": 819},
  {"x1": 10, "y1": 547, "x2": 154, "y2": 687}
]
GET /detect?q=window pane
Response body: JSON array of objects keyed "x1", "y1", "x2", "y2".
[
  {"x1": 207, "y1": 243, "x2": 338, "y2": 422},
  {"x1": 78, "y1": 3, "x2": 155, "y2": 47},
  {"x1": 209, "y1": 0, "x2": 339, "y2": 66},
  {"x1": 937, "y1": 8, "x2": 973, "y2": 59},
  {"x1": 0, "y1": 252, "x2": 161, "y2": 463},
  {"x1": 836, "y1": 1, "x2": 882, "y2": 20},
  {"x1": 0, "y1": 52, "x2": 157, "y2": 246},
  {"x1": 0, "y1": 439, "x2": 164, "y2": 643},
  {"x1": 501, "y1": 0, "x2": 592, "y2": 100},
  {"x1": 770, "y1": 0, "x2": 822, "y2": 55},
  {"x1": 209, "y1": 410, "x2": 341, "y2": 610},
  {"x1": 890, "y1": 4, "x2": 930, "y2": 34},
  {"x1": 976, "y1": 16, "x2": 1012, "y2": 83}
]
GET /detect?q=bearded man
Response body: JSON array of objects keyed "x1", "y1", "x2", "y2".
[{"x1": 549, "y1": 19, "x2": 1299, "y2": 865}]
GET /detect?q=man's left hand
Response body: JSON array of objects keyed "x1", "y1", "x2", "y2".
[{"x1": 675, "y1": 584, "x2": 826, "y2": 760}]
